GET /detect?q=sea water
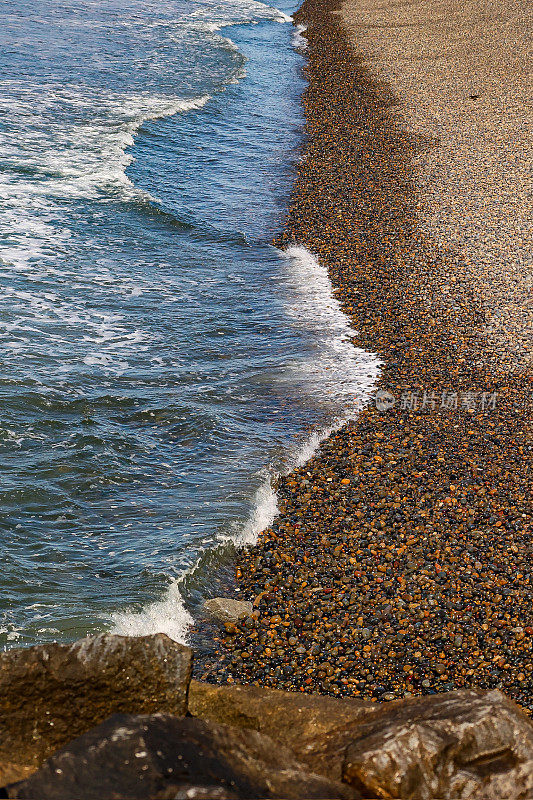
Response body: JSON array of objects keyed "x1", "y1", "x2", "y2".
[{"x1": 0, "y1": 0, "x2": 379, "y2": 647}]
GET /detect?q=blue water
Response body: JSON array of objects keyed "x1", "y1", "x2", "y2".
[{"x1": 0, "y1": 0, "x2": 378, "y2": 647}]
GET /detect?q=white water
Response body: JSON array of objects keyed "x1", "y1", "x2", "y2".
[
  {"x1": 0, "y1": 0, "x2": 293, "y2": 278},
  {"x1": 292, "y1": 23, "x2": 308, "y2": 49},
  {"x1": 111, "y1": 580, "x2": 195, "y2": 642},
  {"x1": 0, "y1": 88, "x2": 211, "y2": 277}
]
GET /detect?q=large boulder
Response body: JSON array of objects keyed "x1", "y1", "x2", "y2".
[
  {"x1": 0, "y1": 633, "x2": 191, "y2": 783},
  {"x1": 299, "y1": 689, "x2": 533, "y2": 798},
  {"x1": 3, "y1": 713, "x2": 356, "y2": 800},
  {"x1": 188, "y1": 680, "x2": 376, "y2": 755}
]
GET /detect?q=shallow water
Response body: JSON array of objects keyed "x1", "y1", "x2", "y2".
[{"x1": 0, "y1": 0, "x2": 379, "y2": 647}]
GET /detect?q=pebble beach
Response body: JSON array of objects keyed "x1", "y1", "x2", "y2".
[{"x1": 201, "y1": 0, "x2": 533, "y2": 711}]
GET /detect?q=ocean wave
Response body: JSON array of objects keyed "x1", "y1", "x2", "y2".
[
  {"x1": 292, "y1": 23, "x2": 308, "y2": 49},
  {"x1": 110, "y1": 580, "x2": 194, "y2": 642},
  {"x1": 187, "y1": 0, "x2": 292, "y2": 29},
  {"x1": 109, "y1": 247, "x2": 380, "y2": 644},
  {"x1": 0, "y1": 89, "x2": 211, "y2": 202},
  {"x1": 0, "y1": 88, "x2": 211, "y2": 279},
  {"x1": 0, "y1": 0, "x2": 292, "y2": 276},
  {"x1": 183, "y1": 0, "x2": 292, "y2": 85}
]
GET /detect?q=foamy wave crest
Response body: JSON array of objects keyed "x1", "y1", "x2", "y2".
[
  {"x1": 292, "y1": 23, "x2": 308, "y2": 50},
  {"x1": 1, "y1": 90, "x2": 210, "y2": 202},
  {"x1": 235, "y1": 477, "x2": 279, "y2": 546},
  {"x1": 234, "y1": 245, "x2": 380, "y2": 556},
  {"x1": 188, "y1": 0, "x2": 292, "y2": 30},
  {"x1": 0, "y1": 87, "x2": 210, "y2": 273},
  {"x1": 185, "y1": 0, "x2": 291, "y2": 80},
  {"x1": 278, "y1": 245, "x2": 381, "y2": 414},
  {"x1": 110, "y1": 580, "x2": 194, "y2": 642},
  {"x1": 66, "y1": 93, "x2": 211, "y2": 201}
]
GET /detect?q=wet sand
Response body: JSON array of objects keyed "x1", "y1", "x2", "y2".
[{"x1": 201, "y1": 0, "x2": 533, "y2": 710}]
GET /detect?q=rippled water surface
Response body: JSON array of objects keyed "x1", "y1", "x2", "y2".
[{"x1": 0, "y1": 0, "x2": 379, "y2": 646}]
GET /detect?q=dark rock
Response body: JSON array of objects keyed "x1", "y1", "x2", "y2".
[
  {"x1": 3, "y1": 714, "x2": 356, "y2": 800},
  {"x1": 300, "y1": 689, "x2": 533, "y2": 797},
  {"x1": 188, "y1": 679, "x2": 376, "y2": 756},
  {"x1": 0, "y1": 633, "x2": 191, "y2": 782}
]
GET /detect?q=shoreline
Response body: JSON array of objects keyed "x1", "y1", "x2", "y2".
[{"x1": 200, "y1": 0, "x2": 532, "y2": 710}]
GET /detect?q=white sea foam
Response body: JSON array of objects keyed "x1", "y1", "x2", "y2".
[
  {"x1": 0, "y1": 89, "x2": 211, "y2": 204},
  {"x1": 112, "y1": 247, "x2": 380, "y2": 645},
  {"x1": 292, "y1": 23, "x2": 308, "y2": 50},
  {"x1": 229, "y1": 246, "x2": 381, "y2": 550},
  {"x1": 278, "y1": 245, "x2": 381, "y2": 413},
  {"x1": 110, "y1": 580, "x2": 194, "y2": 642},
  {"x1": 0, "y1": 87, "x2": 211, "y2": 279},
  {"x1": 0, "y1": 86, "x2": 212, "y2": 372},
  {"x1": 235, "y1": 477, "x2": 279, "y2": 546},
  {"x1": 188, "y1": 0, "x2": 292, "y2": 30},
  {"x1": 49, "y1": 94, "x2": 211, "y2": 201}
]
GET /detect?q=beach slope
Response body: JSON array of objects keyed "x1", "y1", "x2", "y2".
[{"x1": 202, "y1": 0, "x2": 532, "y2": 710}]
